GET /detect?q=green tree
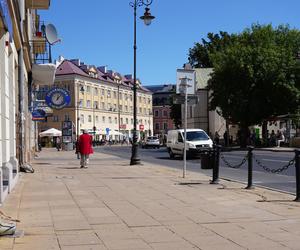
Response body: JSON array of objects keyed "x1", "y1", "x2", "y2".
[
  {"x1": 188, "y1": 31, "x2": 234, "y2": 68},
  {"x1": 189, "y1": 24, "x2": 300, "y2": 146}
]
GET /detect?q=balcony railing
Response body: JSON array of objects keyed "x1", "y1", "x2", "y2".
[
  {"x1": 25, "y1": 0, "x2": 50, "y2": 9},
  {"x1": 30, "y1": 21, "x2": 51, "y2": 64}
]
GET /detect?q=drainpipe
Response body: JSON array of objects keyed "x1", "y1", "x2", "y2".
[{"x1": 18, "y1": 48, "x2": 25, "y2": 166}]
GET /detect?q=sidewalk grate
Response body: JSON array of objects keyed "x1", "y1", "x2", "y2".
[
  {"x1": 110, "y1": 176, "x2": 148, "y2": 179},
  {"x1": 177, "y1": 182, "x2": 202, "y2": 185}
]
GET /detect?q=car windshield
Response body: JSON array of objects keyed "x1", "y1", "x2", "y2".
[
  {"x1": 147, "y1": 137, "x2": 158, "y2": 140},
  {"x1": 182, "y1": 131, "x2": 209, "y2": 141}
]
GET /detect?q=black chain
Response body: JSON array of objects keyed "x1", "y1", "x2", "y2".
[
  {"x1": 220, "y1": 153, "x2": 248, "y2": 169},
  {"x1": 253, "y1": 154, "x2": 295, "y2": 174}
]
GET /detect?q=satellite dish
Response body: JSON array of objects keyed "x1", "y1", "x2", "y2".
[{"x1": 45, "y1": 24, "x2": 60, "y2": 45}]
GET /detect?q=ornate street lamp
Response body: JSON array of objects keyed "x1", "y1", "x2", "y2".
[
  {"x1": 129, "y1": 0, "x2": 155, "y2": 165},
  {"x1": 77, "y1": 85, "x2": 85, "y2": 141}
]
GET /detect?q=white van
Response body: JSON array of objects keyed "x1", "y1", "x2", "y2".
[{"x1": 166, "y1": 129, "x2": 213, "y2": 158}]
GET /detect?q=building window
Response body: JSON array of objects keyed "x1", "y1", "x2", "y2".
[
  {"x1": 148, "y1": 98, "x2": 151, "y2": 104},
  {"x1": 163, "y1": 110, "x2": 168, "y2": 117},
  {"x1": 121, "y1": 118, "x2": 123, "y2": 124},
  {"x1": 119, "y1": 93, "x2": 123, "y2": 99},
  {"x1": 102, "y1": 116, "x2": 105, "y2": 122},
  {"x1": 119, "y1": 105, "x2": 123, "y2": 111},
  {"x1": 87, "y1": 100, "x2": 91, "y2": 108},
  {"x1": 144, "y1": 108, "x2": 146, "y2": 114},
  {"x1": 88, "y1": 115, "x2": 92, "y2": 122},
  {"x1": 107, "y1": 90, "x2": 111, "y2": 97},
  {"x1": 94, "y1": 88, "x2": 98, "y2": 95},
  {"x1": 109, "y1": 117, "x2": 112, "y2": 123},
  {"x1": 125, "y1": 105, "x2": 128, "y2": 112},
  {"x1": 163, "y1": 123, "x2": 168, "y2": 130},
  {"x1": 114, "y1": 91, "x2": 117, "y2": 98},
  {"x1": 115, "y1": 117, "x2": 117, "y2": 124},
  {"x1": 130, "y1": 95, "x2": 133, "y2": 101},
  {"x1": 139, "y1": 107, "x2": 142, "y2": 114},
  {"x1": 86, "y1": 86, "x2": 91, "y2": 93},
  {"x1": 64, "y1": 114, "x2": 70, "y2": 121},
  {"x1": 101, "y1": 102, "x2": 105, "y2": 109},
  {"x1": 143, "y1": 97, "x2": 146, "y2": 104},
  {"x1": 79, "y1": 99, "x2": 83, "y2": 107},
  {"x1": 96, "y1": 116, "x2": 99, "y2": 122},
  {"x1": 126, "y1": 118, "x2": 129, "y2": 124},
  {"x1": 80, "y1": 114, "x2": 84, "y2": 123},
  {"x1": 53, "y1": 115, "x2": 59, "y2": 122},
  {"x1": 155, "y1": 110, "x2": 159, "y2": 117},
  {"x1": 131, "y1": 118, "x2": 133, "y2": 124},
  {"x1": 94, "y1": 101, "x2": 98, "y2": 109},
  {"x1": 189, "y1": 106, "x2": 193, "y2": 118},
  {"x1": 155, "y1": 123, "x2": 159, "y2": 130},
  {"x1": 101, "y1": 89, "x2": 105, "y2": 96}
]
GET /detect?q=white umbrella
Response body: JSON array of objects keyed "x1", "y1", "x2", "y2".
[
  {"x1": 39, "y1": 128, "x2": 62, "y2": 137},
  {"x1": 109, "y1": 130, "x2": 124, "y2": 136}
]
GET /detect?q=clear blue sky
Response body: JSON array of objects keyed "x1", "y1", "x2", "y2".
[{"x1": 40, "y1": 0, "x2": 300, "y2": 86}]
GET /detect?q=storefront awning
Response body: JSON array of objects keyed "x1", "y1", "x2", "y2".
[{"x1": 32, "y1": 63, "x2": 56, "y2": 86}]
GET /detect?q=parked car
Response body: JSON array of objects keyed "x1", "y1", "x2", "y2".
[
  {"x1": 142, "y1": 136, "x2": 160, "y2": 149},
  {"x1": 166, "y1": 129, "x2": 213, "y2": 158}
]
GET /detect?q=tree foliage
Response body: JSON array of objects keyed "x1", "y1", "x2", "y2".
[{"x1": 189, "y1": 24, "x2": 300, "y2": 145}]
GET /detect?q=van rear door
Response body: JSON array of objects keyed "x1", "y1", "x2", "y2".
[{"x1": 172, "y1": 131, "x2": 184, "y2": 154}]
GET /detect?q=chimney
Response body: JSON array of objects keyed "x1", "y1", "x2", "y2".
[
  {"x1": 125, "y1": 74, "x2": 133, "y2": 80},
  {"x1": 98, "y1": 66, "x2": 107, "y2": 73},
  {"x1": 70, "y1": 59, "x2": 81, "y2": 66}
]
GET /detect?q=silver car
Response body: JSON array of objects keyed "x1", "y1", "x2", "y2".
[{"x1": 142, "y1": 136, "x2": 160, "y2": 149}]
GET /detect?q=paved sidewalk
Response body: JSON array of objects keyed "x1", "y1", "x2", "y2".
[{"x1": 0, "y1": 148, "x2": 300, "y2": 250}]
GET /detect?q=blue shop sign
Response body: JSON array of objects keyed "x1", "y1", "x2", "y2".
[
  {"x1": 0, "y1": 0, "x2": 13, "y2": 41},
  {"x1": 45, "y1": 87, "x2": 71, "y2": 110},
  {"x1": 32, "y1": 109, "x2": 46, "y2": 121}
]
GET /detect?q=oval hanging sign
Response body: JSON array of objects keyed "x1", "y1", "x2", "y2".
[
  {"x1": 32, "y1": 109, "x2": 46, "y2": 121},
  {"x1": 45, "y1": 87, "x2": 71, "y2": 109}
]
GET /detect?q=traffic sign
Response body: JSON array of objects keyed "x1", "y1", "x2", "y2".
[{"x1": 173, "y1": 95, "x2": 198, "y2": 105}]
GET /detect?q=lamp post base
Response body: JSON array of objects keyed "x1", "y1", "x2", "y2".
[
  {"x1": 130, "y1": 144, "x2": 141, "y2": 165},
  {"x1": 130, "y1": 157, "x2": 141, "y2": 165}
]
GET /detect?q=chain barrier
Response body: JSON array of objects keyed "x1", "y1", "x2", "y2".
[
  {"x1": 253, "y1": 154, "x2": 295, "y2": 174},
  {"x1": 220, "y1": 153, "x2": 248, "y2": 169}
]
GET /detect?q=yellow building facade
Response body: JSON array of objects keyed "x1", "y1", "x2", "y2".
[{"x1": 39, "y1": 59, "x2": 153, "y2": 142}]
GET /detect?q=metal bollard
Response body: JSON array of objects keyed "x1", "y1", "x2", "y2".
[
  {"x1": 210, "y1": 145, "x2": 221, "y2": 184},
  {"x1": 245, "y1": 146, "x2": 254, "y2": 189},
  {"x1": 294, "y1": 149, "x2": 300, "y2": 202}
]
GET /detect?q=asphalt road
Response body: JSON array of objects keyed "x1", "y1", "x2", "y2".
[{"x1": 94, "y1": 145, "x2": 297, "y2": 195}]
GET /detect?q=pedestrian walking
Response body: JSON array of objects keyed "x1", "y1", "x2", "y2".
[
  {"x1": 56, "y1": 137, "x2": 61, "y2": 151},
  {"x1": 214, "y1": 131, "x2": 220, "y2": 145},
  {"x1": 276, "y1": 130, "x2": 285, "y2": 147},
  {"x1": 77, "y1": 129, "x2": 93, "y2": 168}
]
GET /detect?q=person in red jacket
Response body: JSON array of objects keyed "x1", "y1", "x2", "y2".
[{"x1": 77, "y1": 129, "x2": 93, "y2": 168}]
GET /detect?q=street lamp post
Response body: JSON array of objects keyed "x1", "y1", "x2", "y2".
[
  {"x1": 179, "y1": 77, "x2": 192, "y2": 178},
  {"x1": 92, "y1": 90, "x2": 96, "y2": 140},
  {"x1": 77, "y1": 84, "x2": 85, "y2": 141},
  {"x1": 118, "y1": 85, "x2": 121, "y2": 143},
  {"x1": 129, "y1": 0, "x2": 155, "y2": 165}
]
